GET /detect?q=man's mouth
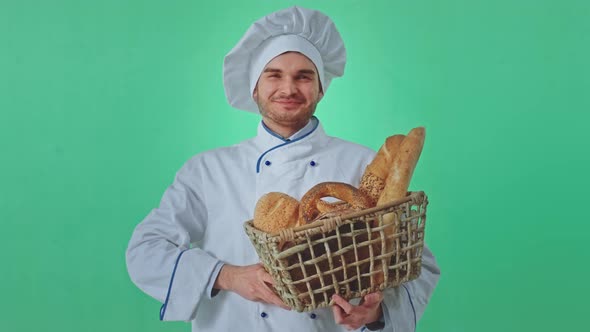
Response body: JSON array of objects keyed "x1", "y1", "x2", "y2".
[{"x1": 273, "y1": 99, "x2": 303, "y2": 106}]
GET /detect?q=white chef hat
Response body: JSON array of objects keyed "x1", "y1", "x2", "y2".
[{"x1": 223, "y1": 6, "x2": 346, "y2": 113}]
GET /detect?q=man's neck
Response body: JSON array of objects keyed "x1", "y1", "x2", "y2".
[{"x1": 261, "y1": 118, "x2": 310, "y2": 140}]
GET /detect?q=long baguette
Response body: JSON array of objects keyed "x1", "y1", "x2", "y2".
[{"x1": 372, "y1": 127, "x2": 425, "y2": 286}]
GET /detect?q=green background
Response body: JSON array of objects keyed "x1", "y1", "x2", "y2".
[{"x1": 1, "y1": 0, "x2": 588, "y2": 331}]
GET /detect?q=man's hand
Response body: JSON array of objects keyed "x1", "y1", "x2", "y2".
[
  {"x1": 332, "y1": 292, "x2": 383, "y2": 330},
  {"x1": 214, "y1": 263, "x2": 290, "y2": 310}
]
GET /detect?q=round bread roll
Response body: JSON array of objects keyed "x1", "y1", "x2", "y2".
[{"x1": 253, "y1": 192, "x2": 301, "y2": 234}]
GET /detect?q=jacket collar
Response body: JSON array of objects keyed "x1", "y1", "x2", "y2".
[
  {"x1": 252, "y1": 116, "x2": 328, "y2": 173},
  {"x1": 254, "y1": 116, "x2": 324, "y2": 151}
]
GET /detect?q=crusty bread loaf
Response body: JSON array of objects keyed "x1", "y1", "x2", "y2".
[
  {"x1": 359, "y1": 135, "x2": 405, "y2": 205},
  {"x1": 253, "y1": 192, "x2": 301, "y2": 234},
  {"x1": 377, "y1": 128, "x2": 425, "y2": 206},
  {"x1": 372, "y1": 127, "x2": 425, "y2": 286}
]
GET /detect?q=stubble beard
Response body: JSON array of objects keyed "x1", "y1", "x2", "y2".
[{"x1": 258, "y1": 98, "x2": 319, "y2": 130}]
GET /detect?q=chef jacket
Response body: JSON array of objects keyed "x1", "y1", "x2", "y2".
[{"x1": 126, "y1": 117, "x2": 440, "y2": 331}]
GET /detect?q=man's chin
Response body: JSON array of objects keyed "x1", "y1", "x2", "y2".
[
  {"x1": 259, "y1": 104, "x2": 316, "y2": 123},
  {"x1": 266, "y1": 112, "x2": 313, "y2": 124}
]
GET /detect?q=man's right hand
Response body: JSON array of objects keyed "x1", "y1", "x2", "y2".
[{"x1": 214, "y1": 263, "x2": 291, "y2": 310}]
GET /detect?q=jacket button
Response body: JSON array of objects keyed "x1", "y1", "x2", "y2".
[
  {"x1": 265, "y1": 160, "x2": 271, "y2": 166},
  {"x1": 310, "y1": 313, "x2": 317, "y2": 319},
  {"x1": 260, "y1": 312, "x2": 268, "y2": 318},
  {"x1": 309, "y1": 160, "x2": 317, "y2": 167}
]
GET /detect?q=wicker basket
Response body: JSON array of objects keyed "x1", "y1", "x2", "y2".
[{"x1": 243, "y1": 191, "x2": 428, "y2": 312}]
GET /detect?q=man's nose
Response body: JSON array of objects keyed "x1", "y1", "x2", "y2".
[{"x1": 278, "y1": 78, "x2": 297, "y2": 95}]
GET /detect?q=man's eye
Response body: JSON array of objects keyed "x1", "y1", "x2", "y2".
[
  {"x1": 268, "y1": 74, "x2": 280, "y2": 78},
  {"x1": 297, "y1": 75, "x2": 312, "y2": 80}
]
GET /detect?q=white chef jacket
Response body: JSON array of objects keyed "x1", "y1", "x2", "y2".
[{"x1": 126, "y1": 117, "x2": 440, "y2": 331}]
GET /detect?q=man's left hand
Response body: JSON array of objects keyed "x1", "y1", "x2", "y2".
[{"x1": 331, "y1": 292, "x2": 383, "y2": 331}]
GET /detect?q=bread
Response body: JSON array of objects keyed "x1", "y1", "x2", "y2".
[
  {"x1": 315, "y1": 200, "x2": 349, "y2": 215},
  {"x1": 299, "y1": 182, "x2": 373, "y2": 224},
  {"x1": 312, "y1": 135, "x2": 405, "y2": 216},
  {"x1": 253, "y1": 192, "x2": 301, "y2": 234},
  {"x1": 359, "y1": 135, "x2": 405, "y2": 205},
  {"x1": 371, "y1": 127, "x2": 425, "y2": 286},
  {"x1": 377, "y1": 128, "x2": 425, "y2": 206}
]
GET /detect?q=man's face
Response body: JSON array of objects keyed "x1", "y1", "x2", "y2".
[{"x1": 253, "y1": 52, "x2": 323, "y2": 133}]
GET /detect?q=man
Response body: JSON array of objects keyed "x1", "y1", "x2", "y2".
[{"x1": 126, "y1": 6, "x2": 440, "y2": 331}]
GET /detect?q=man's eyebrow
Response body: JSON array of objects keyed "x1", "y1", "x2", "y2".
[
  {"x1": 262, "y1": 68, "x2": 317, "y2": 75},
  {"x1": 263, "y1": 68, "x2": 282, "y2": 73},
  {"x1": 297, "y1": 69, "x2": 317, "y2": 75}
]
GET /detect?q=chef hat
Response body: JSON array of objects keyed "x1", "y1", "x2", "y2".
[{"x1": 223, "y1": 6, "x2": 346, "y2": 113}]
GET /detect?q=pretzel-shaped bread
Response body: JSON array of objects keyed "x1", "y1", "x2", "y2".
[{"x1": 299, "y1": 182, "x2": 372, "y2": 224}]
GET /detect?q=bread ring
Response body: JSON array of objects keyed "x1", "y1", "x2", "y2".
[
  {"x1": 316, "y1": 200, "x2": 350, "y2": 214},
  {"x1": 299, "y1": 182, "x2": 372, "y2": 223},
  {"x1": 314, "y1": 200, "x2": 354, "y2": 220}
]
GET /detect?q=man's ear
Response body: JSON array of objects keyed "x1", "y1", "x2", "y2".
[
  {"x1": 318, "y1": 90, "x2": 324, "y2": 102},
  {"x1": 252, "y1": 87, "x2": 258, "y2": 102}
]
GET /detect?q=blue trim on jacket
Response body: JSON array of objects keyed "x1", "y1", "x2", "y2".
[
  {"x1": 261, "y1": 121, "x2": 290, "y2": 142},
  {"x1": 402, "y1": 284, "x2": 417, "y2": 330},
  {"x1": 256, "y1": 119, "x2": 319, "y2": 173},
  {"x1": 159, "y1": 249, "x2": 189, "y2": 320}
]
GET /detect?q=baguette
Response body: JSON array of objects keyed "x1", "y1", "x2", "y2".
[
  {"x1": 377, "y1": 128, "x2": 425, "y2": 206},
  {"x1": 359, "y1": 135, "x2": 405, "y2": 206},
  {"x1": 372, "y1": 127, "x2": 425, "y2": 286}
]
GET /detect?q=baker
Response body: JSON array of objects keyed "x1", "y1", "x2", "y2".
[{"x1": 126, "y1": 6, "x2": 440, "y2": 331}]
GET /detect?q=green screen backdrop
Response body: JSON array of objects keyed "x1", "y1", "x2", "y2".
[{"x1": 1, "y1": 0, "x2": 589, "y2": 331}]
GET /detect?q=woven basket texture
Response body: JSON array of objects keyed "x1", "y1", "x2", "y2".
[{"x1": 244, "y1": 191, "x2": 428, "y2": 312}]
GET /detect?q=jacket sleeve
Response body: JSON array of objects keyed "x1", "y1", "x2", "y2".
[
  {"x1": 380, "y1": 245, "x2": 440, "y2": 331},
  {"x1": 125, "y1": 160, "x2": 221, "y2": 321}
]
